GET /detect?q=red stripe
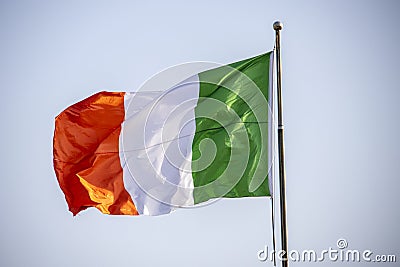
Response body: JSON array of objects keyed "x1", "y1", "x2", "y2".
[{"x1": 53, "y1": 91, "x2": 138, "y2": 215}]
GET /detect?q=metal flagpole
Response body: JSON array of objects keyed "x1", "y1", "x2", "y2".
[{"x1": 273, "y1": 21, "x2": 289, "y2": 267}]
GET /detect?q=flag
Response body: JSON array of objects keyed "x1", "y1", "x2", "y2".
[{"x1": 53, "y1": 52, "x2": 274, "y2": 216}]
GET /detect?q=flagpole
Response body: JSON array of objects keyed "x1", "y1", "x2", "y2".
[{"x1": 273, "y1": 21, "x2": 289, "y2": 267}]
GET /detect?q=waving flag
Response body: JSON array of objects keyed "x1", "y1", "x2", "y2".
[{"x1": 53, "y1": 52, "x2": 274, "y2": 216}]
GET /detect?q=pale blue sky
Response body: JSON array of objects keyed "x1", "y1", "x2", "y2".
[{"x1": 0, "y1": 0, "x2": 399, "y2": 266}]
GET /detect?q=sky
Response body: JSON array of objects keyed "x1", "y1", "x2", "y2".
[{"x1": 0, "y1": 0, "x2": 399, "y2": 266}]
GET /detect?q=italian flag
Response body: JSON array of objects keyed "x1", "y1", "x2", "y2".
[{"x1": 53, "y1": 52, "x2": 275, "y2": 216}]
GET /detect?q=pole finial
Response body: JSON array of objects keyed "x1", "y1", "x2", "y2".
[{"x1": 273, "y1": 21, "x2": 283, "y2": 31}]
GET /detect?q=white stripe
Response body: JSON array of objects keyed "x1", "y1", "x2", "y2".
[{"x1": 119, "y1": 75, "x2": 199, "y2": 215}]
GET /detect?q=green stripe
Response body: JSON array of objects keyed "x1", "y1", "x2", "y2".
[{"x1": 192, "y1": 52, "x2": 272, "y2": 204}]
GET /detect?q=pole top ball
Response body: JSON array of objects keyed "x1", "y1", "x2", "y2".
[{"x1": 273, "y1": 21, "x2": 283, "y2": 31}]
